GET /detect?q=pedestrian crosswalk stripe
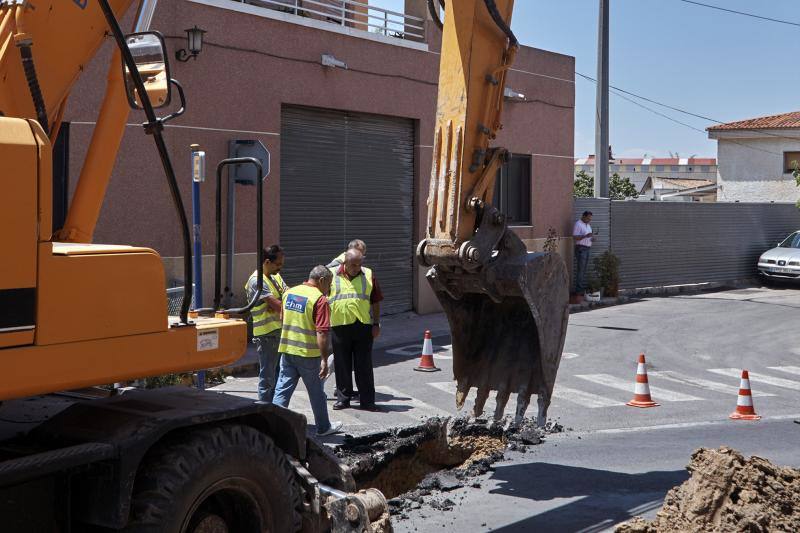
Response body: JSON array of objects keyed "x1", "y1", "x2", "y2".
[
  {"x1": 427, "y1": 382, "x2": 516, "y2": 416},
  {"x1": 708, "y1": 368, "x2": 800, "y2": 391},
  {"x1": 292, "y1": 390, "x2": 366, "y2": 427},
  {"x1": 575, "y1": 374, "x2": 703, "y2": 402},
  {"x1": 376, "y1": 385, "x2": 451, "y2": 418},
  {"x1": 649, "y1": 371, "x2": 775, "y2": 398},
  {"x1": 551, "y1": 386, "x2": 625, "y2": 408},
  {"x1": 768, "y1": 366, "x2": 800, "y2": 377},
  {"x1": 428, "y1": 382, "x2": 624, "y2": 410}
]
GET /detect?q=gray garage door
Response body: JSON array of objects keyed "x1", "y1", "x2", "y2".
[{"x1": 280, "y1": 106, "x2": 414, "y2": 314}]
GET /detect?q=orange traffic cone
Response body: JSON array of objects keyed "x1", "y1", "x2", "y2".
[
  {"x1": 729, "y1": 370, "x2": 761, "y2": 421},
  {"x1": 414, "y1": 330, "x2": 440, "y2": 372},
  {"x1": 626, "y1": 353, "x2": 659, "y2": 408}
]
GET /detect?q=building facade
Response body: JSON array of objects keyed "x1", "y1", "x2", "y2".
[
  {"x1": 708, "y1": 111, "x2": 800, "y2": 203},
  {"x1": 61, "y1": 0, "x2": 576, "y2": 314},
  {"x1": 574, "y1": 156, "x2": 717, "y2": 192}
]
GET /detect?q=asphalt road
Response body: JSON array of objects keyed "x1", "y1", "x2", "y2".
[{"x1": 215, "y1": 286, "x2": 800, "y2": 531}]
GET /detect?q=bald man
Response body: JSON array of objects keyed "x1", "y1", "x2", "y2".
[{"x1": 328, "y1": 249, "x2": 383, "y2": 411}]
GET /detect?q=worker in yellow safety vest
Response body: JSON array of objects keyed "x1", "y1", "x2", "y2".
[
  {"x1": 273, "y1": 266, "x2": 343, "y2": 437},
  {"x1": 326, "y1": 238, "x2": 366, "y2": 270},
  {"x1": 330, "y1": 248, "x2": 383, "y2": 412},
  {"x1": 245, "y1": 245, "x2": 288, "y2": 402}
]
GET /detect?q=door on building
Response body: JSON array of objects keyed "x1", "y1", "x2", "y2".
[{"x1": 280, "y1": 106, "x2": 414, "y2": 315}]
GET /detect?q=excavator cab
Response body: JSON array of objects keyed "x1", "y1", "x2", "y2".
[{"x1": 418, "y1": 0, "x2": 569, "y2": 427}]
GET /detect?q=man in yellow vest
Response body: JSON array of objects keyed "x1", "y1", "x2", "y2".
[
  {"x1": 245, "y1": 245, "x2": 288, "y2": 403},
  {"x1": 326, "y1": 238, "x2": 366, "y2": 270},
  {"x1": 273, "y1": 266, "x2": 343, "y2": 437},
  {"x1": 330, "y1": 248, "x2": 383, "y2": 411}
]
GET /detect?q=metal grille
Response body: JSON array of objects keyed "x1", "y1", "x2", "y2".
[
  {"x1": 573, "y1": 199, "x2": 800, "y2": 290},
  {"x1": 241, "y1": 0, "x2": 426, "y2": 40},
  {"x1": 280, "y1": 106, "x2": 415, "y2": 314},
  {"x1": 611, "y1": 202, "x2": 800, "y2": 289}
]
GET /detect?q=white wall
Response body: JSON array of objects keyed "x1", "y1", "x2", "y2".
[{"x1": 716, "y1": 137, "x2": 800, "y2": 202}]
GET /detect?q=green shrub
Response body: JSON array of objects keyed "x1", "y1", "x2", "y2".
[{"x1": 592, "y1": 251, "x2": 621, "y2": 297}]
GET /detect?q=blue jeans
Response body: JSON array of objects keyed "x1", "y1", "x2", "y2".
[
  {"x1": 273, "y1": 354, "x2": 332, "y2": 433},
  {"x1": 256, "y1": 334, "x2": 281, "y2": 402},
  {"x1": 575, "y1": 245, "x2": 591, "y2": 294}
]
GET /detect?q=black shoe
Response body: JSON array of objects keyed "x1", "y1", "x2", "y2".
[
  {"x1": 333, "y1": 401, "x2": 350, "y2": 410},
  {"x1": 351, "y1": 392, "x2": 360, "y2": 403},
  {"x1": 358, "y1": 403, "x2": 381, "y2": 412}
]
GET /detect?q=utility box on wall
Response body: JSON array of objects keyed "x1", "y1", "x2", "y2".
[{"x1": 228, "y1": 140, "x2": 271, "y2": 184}]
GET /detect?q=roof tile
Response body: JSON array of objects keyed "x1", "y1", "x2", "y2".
[{"x1": 707, "y1": 111, "x2": 800, "y2": 131}]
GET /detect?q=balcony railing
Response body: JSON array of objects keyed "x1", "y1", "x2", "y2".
[{"x1": 237, "y1": 0, "x2": 426, "y2": 41}]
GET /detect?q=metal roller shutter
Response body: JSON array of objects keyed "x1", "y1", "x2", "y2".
[{"x1": 280, "y1": 106, "x2": 414, "y2": 314}]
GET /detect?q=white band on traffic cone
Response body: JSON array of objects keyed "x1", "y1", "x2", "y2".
[
  {"x1": 737, "y1": 394, "x2": 753, "y2": 407},
  {"x1": 422, "y1": 337, "x2": 433, "y2": 357}
]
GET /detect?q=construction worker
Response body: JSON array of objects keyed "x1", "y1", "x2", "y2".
[
  {"x1": 245, "y1": 245, "x2": 288, "y2": 403},
  {"x1": 273, "y1": 266, "x2": 343, "y2": 437},
  {"x1": 327, "y1": 238, "x2": 366, "y2": 270},
  {"x1": 330, "y1": 248, "x2": 383, "y2": 411}
]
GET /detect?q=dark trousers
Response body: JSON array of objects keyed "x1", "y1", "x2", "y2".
[
  {"x1": 575, "y1": 245, "x2": 591, "y2": 294},
  {"x1": 332, "y1": 322, "x2": 375, "y2": 405}
]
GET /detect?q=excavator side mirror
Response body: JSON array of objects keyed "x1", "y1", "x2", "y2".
[{"x1": 122, "y1": 32, "x2": 172, "y2": 110}]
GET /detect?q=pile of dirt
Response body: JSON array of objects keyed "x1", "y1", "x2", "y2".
[
  {"x1": 616, "y1": 447, "x2": 800, "y2": 533},
  {"x1": 335, "y1": 416, "x2": 563, "y2": 522}
]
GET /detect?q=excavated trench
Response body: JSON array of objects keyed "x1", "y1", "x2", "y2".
[{"x1": 335, "y1": 417, "x2": 556, "y2": 517}]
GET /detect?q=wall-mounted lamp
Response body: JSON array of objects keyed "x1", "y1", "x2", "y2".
[
  {"x1": 321, "y1": 53, "x2": 348, "y2": 69},
  {"x1": 503, "y1": 87, "x2": 526, "y2": 101},
  {"x1": 175, "y1": 26, "x2": 207, "y2": 62}
]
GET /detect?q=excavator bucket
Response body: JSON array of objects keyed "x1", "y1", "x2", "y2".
[{"x1": 423, "y1": 231, "x2": 569, "y2": 427}]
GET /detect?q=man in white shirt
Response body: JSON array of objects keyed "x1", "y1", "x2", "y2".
[{"x1": 573, "y1": 211, "x2": 595, "y2": 296}]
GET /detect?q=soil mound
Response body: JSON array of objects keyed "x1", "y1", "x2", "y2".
[{"x1": 616, "y1": 447, "x2": 800, "y2": 533}]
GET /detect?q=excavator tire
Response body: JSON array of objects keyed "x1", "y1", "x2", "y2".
[{"x1": 123, "y1": 424, "x2": 303, "y2": 533}]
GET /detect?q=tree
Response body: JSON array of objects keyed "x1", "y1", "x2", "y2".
[
  {"x1": 573, "y1": 170, "x2": 594, "y2": 197},
  {"x1": 573, "y1": 170, "x2": 639, "y2": 200},
  {"x1": 610, "y1": 173, "x2": 639, "y2": 200}
]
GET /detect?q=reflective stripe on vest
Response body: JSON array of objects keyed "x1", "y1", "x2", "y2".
[
  {"x1": 246, "y1": 271, "x2": 285, "y2": 336},
  {"x1": 279, "y1": 284, "x2": 323, "y2": 357},
  {"x1": 330, "y1": 266, "x2": 373, "y2": 327}
]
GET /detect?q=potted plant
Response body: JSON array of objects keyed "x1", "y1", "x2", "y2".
[{"x1": 593, "y1": 251, "x2": 621, "y2": 298}]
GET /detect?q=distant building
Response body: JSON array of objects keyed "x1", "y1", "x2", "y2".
[
  {"x1": 708, "y1": 111, "x2": 800, "y2": 202},
  {"x1": 639, "y1": 177, "x2": 716, "y2": 202},
  {"x1": 574, "y1": 156, "x2": 718, "y2": 191}
]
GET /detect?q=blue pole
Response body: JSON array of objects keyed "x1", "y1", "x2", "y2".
[{"x1": 191, "y1": 144, "x2": 206, "y2": 390}]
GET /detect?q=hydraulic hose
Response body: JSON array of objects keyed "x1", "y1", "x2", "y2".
[
  {"x1": 483, "y1": 0, "x2": 518, "y2": 48},
  {"x1": 427, "y1": 0, "x2": 443, "y2": 30},
  {"x1": 13, "y1": 5, "x2": 49, "y2": 135},
  {"x1": 97, "y1": 0, "x2": 194, "y2": 325}
]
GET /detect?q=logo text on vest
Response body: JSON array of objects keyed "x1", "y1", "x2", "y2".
[{"x1": 285, "y1": 294, "x2": 308, "y2": 314}]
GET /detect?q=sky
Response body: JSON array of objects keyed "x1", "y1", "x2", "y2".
[{"x1": 370, "y1": 0, "x2": 800, "y2": 159}]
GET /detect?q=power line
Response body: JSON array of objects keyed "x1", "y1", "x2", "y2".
[
  {"x1": 576, "y1": 71, "x2": 800, "y2": 147},
  {"x1": 676, "y1": 0, "x2": 800, "y2": 28},
  {"x1": 607, "y1": 87, "x2": 781, "y2": 156}
]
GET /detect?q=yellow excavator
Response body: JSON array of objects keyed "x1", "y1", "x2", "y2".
[{"x1": 0, "y1": 0, "x2": 567, "y2": 531}]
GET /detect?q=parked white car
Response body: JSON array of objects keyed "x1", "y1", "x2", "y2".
[{"x1": 758, "y1": 231, "x2": 800, "y2": 281}]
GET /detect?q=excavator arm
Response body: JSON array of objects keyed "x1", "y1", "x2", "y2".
[
  {"x1": 418, "y1": 0, "x2": 569, "y2": 426},
  {"x1": 0, "y1": 0, "x2": 144, "y2": 244}
]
